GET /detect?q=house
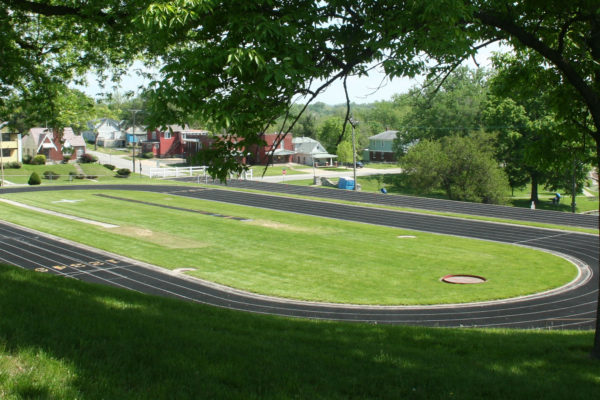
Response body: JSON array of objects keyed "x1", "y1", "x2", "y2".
[
  {"x1": 0, "y1": 123, "x2": 22, "y2": 164},
  {"x1": 124, "y1": 125, "x2": 147, "y2": 145},
  {"x1": 367, "y1": 130, "x2": 398, "y2": 162},
  {"x1": 247, "y1": 133, "x2": 295, "y2": 165},
  {"x1": 22, "y1": 127, "x2": 85, "y2": 162},
  {"x1": 82, "y1": 118, "x2": 126, "y2": 147},
  {"x1": 22, "y1": 128, "x2": 61, "y2": 161},
  {"x1": 142, "y1": 125, "x2": 210, "y2": 158},
  {"x1": 61, "y1": 127, "x2": 86, "y2": 160},
  {"x1": 292, "y1": 137, "x2": 337, "y2": 166}
]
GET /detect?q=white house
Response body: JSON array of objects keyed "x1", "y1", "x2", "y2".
[
  {"x1": 83, "y1": 118, "x2": 126, "y2": 147},
  {"x1": 292, "y1": 137, "x2": 338, "y2": 166}
]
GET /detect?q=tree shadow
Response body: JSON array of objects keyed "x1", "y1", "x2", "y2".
[{"x1": 0, "y1": 265, "x2": 598, "y2": 399}]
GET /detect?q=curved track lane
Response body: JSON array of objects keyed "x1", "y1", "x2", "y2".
[{"x1": 0, "y1": 184, "x2": 598, "y2": 329}]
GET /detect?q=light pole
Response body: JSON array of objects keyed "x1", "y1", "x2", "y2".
[
  {"x1": 0, "y1": 121, "x2": 9, "y2": 187},
  {"x1": 130, "y1": 109, "x2": 141, "y2": 174},
  {"x1": 349, "y1": 116, "x2": 358, "y2": 191}
]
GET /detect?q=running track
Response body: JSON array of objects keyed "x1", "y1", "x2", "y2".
[{"x1": 0, "y1": 184, "x2": 598, "y2": 330}]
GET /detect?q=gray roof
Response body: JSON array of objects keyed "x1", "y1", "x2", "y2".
[{"x1": 369, "y1": 130, "x2": 398, "y2": 140}]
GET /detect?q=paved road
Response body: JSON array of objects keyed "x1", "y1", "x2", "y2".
[{"x1": 0, "y1": 184, "x2": 597, "y2": 329}]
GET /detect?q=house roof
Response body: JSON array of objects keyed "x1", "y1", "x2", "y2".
[
  {"x1": 62, "y1": 127, "x2": 86, "y2": 148},
  {"x1": 293, "y1": 137, "x2": 326, "y2": 154},
  {"x1": 28, "y1": 128, "x2": 58, "y2": 152},
  {"x1": 270, "y1": 149, "x2": 296, "y2": 156},
  {"x1": 87, "y1": 118, "x2": 122, "y2": 130},
  {"x1": 369, "y1": 130, "x2": 398, "y2": 140},
  {"x1": 124, "y1": 125, "x2": 146, "y2": 135}
]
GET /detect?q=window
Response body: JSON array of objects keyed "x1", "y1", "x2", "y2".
[
  {"x1": 164, "y1": 131, "x2": 171, "y2": 139},
  {"x1": 1, "y1": 133, "x2": 10, "y2": 141},
  {"x1": 2, "y1": 149, "x2": 11, "y2": 157}
]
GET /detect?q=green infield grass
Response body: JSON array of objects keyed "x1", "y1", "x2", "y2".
[
  {"x1": 0, "y1": 264, "x2": 598, "y2": 399},
  {"x1": 0, "y1": 189, "x2": 577, "y2": 305}
]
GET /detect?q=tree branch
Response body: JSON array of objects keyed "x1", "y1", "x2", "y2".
[{"x1": 475, "y1": 9, "x2": 600, "y2": 134}]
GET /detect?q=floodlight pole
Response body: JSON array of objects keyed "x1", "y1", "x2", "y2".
[
  {"x1": 0, "y1": 121, "x2": 9, "y2": 187},
  {"x1": 349, "y1": 116, "x2": 358, "y2": 191}
]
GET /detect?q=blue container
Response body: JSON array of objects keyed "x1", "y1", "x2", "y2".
[{"x1": 338, "y1": 178, "x2": 355, "y2": 190}]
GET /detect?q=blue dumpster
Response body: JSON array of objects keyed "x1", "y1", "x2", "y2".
[{"x1": 338, "y1": 178, "x2": 355, "y2": 190}]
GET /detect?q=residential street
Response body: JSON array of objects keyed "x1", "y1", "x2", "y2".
[{"x1": 86, "y1": 149, "x2": 403, "y2": 182}]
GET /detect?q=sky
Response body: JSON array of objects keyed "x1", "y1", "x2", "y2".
[{"x1": 76, "y1": 44, "x2": 504, "y2": 105}]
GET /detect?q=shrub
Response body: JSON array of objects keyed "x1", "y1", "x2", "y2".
[
  {"x1": 103, "y1": 164, "x2": 115, "y2": 170},
  {"x1": 32, "y1": 155, "x2": 46, "y2": 165},
  {"x1": 69, "y1": 172, "x2": 85, "y2": 179},
  {"x1": 7, "y1": 161, "x2": 21, "y2": 169},
  {"x1": 28, "y1": 172, "x2": 41, "y2": 185},
  {"x1": 142, "y1": 152, "x2": 154, "y2": 159},
  {"x1": 63, "y1": 155, "x2": 72, "y2": 164},
  {"x1": 116, "y1": 168, "x2": 131, "y2": 177},
  {"x1": 22, "y1": 155, "x2": 32, "y2": 164},
  {"x1": 86, "y1": 175, "x2": 98, "y2": 179},
  {"x1": 43, "y1": 171, "x2": 60, "y2": 180},
  {"x1": 79, "y1": 153, "x2": 98, "y2": 163}
]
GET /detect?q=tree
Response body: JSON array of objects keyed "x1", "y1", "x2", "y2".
[
  {"x1": 395, "y1": 67, "x2": 489, "y2": 156},
  {"x1": 484, "y1": 52, "x2": 595, "y2": 204},
  {"x1": 0, "y1": 1, "x2": 142, "y2": 126},
  {"x1": 336, "y1": 140, "x2": 353, "y2": 165},
  {"x1": 400, "y1": 134, "x2": 509, "y2": 204},
  {"x1": 318, "y1": 117, "x2": 345, "y2": 154}
]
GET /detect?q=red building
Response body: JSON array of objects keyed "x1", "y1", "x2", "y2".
[
  {"x1": 142, "y1": 128, "x2": 294, "y2": 166},
  {"x1": 247, "y1": 133, "x2": 295, "y2": 165},
  {"x1": 142, "y1": 125, "x2": 209, "y2": 158}
]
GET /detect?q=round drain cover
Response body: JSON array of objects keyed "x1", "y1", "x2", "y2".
[{"x1": 442, "y1": 274, "x2": 487, "y2": 284}]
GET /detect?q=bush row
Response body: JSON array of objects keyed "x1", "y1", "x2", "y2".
[{"x1": 0, "y1": 161, "x2": 22, "y2": 169}]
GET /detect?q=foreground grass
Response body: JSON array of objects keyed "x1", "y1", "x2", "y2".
[
  {"x1": 0, "y1": 264, "x2": 598, "y2": 399},
  {"x1": 0, "y1": 190, "x2": 576, "y2": 305}
]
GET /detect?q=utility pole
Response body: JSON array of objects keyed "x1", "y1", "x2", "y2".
[
  {"x1": 0, "y1": 121, "x2": 9, "y2": 187},
  {"x1": 130, "y1": 109, "x2": 141, "y2": 174},
  {"x1": 349, "y1": 116, "x2": 359, "y2": 191}
]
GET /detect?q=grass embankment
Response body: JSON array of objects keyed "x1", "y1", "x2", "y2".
[
  {"x1": 0, "y1": 163, "x2": 178, "y2": 185},
  {"x1": 0, "y1": 264, "x2": 598, "y2": 399},
  {"x1": 0, "y1": 190, "x2": 576, "y2": 305}
]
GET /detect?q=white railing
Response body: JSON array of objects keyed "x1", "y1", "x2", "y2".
[
  {"x1": 149, "y1": 166, "x2": 253, "y2": 181},
  {"x1": 149, "y1": 166, "x2": 207, "y2": 178}
]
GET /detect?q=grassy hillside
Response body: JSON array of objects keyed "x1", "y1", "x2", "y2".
[{"x1": 0, "y1": 264, "x2": 598, "y2": 399}]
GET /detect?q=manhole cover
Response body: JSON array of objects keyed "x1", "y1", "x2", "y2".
[{"x1": 441, "y1": 274, "x2": 487, "y2": 284}]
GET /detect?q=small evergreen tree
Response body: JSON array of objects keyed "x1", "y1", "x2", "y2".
[{"x1": 28, "y1": 172, "x2": 41, "y2": 185}]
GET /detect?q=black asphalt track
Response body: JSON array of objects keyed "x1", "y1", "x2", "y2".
[
  {"x1": 0, "y1": 184, "x2": 598, "y2": 330},
  {"x1": 176, "y1": 178, "x2": 598, "y2": 229}
]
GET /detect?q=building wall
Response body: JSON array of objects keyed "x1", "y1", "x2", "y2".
[
  {"x1": 0, "y1": 132, "x2": 21, "y2": 163},
  {"x1": 368, "y1": 138, "x2": 395, "y2": 153},
  {"x1": 369, "y1": 151, "x2": 396, "y2": 162}
]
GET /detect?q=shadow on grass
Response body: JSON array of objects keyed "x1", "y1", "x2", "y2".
[{"x1": 0, "y1": 264, "x2": 598, "y2": 399}]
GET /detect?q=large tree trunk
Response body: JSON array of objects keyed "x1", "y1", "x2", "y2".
[
  {"x1": 592, "y1": 143, "x2": 600, "y2": 360},
  {"x1": 530, "y1": 172, "x2": 539, "y2": 204}
]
